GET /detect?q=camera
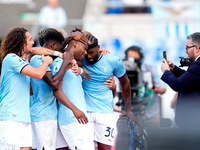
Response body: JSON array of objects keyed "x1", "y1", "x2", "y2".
[{"x1": 179, "y1": 57, "x2": 191, "y2": 67}]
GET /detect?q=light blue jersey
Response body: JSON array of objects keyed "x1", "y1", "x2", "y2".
[
  {"x1": 82, "y1": 54, "x2": 126, "y2": 113},
  {"x1": 52, "y1": 58, "x2": 87, "y2": 126},
  {"x1": 0, "y1": 53, "x2": 31, "y2": 123},
  {"x1": 30, "y1": 55, "x2": 57, "y2": 122}
]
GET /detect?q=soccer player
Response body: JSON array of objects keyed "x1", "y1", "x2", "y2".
[
  {"x1": 30, "y1": 28, "x2": 88, "y2": 150},
  {"x1": 53, "y1": 29, "x2": 95, "y2": 150},
  {"x1": 0, "y1": 27, "x2": 53, "y2": 150},
  {"x1": 81, "y1": 35, "x2": 135, "y2": 150}
]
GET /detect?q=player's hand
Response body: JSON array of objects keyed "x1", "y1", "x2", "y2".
[
  {"x1": 72, "y1": 108, "x2": 89, "y2": 124},
  {"x1": 42, "y1": 55, "x2": 53, "y2": 66},
  {"x1": 63, "y1": 51, "x2": 74, "y2": 63},
  {"x1": 62, "y1": 52, "x2": 74, "y2": 70},
  {"x1": 71, "y1": 63, "x2": 82, "y2": 75},
  {"x1": 100, "y1": 48, "x2": 111, "y2": 55},
  {"x1": 103, "y1": 76, "x2": 116, "y2": 90},
  {"x1": 71, "y1": 31, "x2": 90, "y2": 45},
  {"x1": 119, "y1": 110, "x2": 135, "y2": 124},
  {"x1": 161, "y1": 59, "x2": 170, "y2": 72}
]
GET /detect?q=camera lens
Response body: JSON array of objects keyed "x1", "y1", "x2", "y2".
[{"x1": 179, "y1": 57, "x2": 191, "y2": 67}]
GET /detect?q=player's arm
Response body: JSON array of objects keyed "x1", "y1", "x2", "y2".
[
  {"x1": 99, "y1": 48, "x2": 111, "y2": 55},
  {"x1": 80, "y1": 68, "x2": 91, "y2": 80},
  {"x1": 118, "y1": 73, "x2": 135, "y2": 124},
  {"x1": 31, "y1": 47, "x2": 63, "y2": 58},
  {"x1": 21, "y1": 55, "x2": 53, "y2": 79},
  {"x1": 53, "y1": 82, "x2": 89, "y2": 124},
  {"x1": 43, "y1": 52, "x2": 74, "y2": 89},
  {"x1": 71, "y1": 63, "x2": 91, "y2": 80}
]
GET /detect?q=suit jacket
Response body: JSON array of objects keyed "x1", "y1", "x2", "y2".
[{"x1": 161, "y1": 57, "x2": 200, "y2": 128}]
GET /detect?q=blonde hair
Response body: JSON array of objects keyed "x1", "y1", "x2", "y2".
[{"x1": 55, "y1": 28, "x2": 68, "y2": 39}]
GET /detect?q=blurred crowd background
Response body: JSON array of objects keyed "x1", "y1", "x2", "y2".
[{"x1": 0, "y1": 0, "x2": 199, "y2": 121}]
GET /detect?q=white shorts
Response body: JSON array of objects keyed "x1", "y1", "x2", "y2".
[
  {"x1": 32, "y1": 126, "x2": 37, "y2": 149},
  {"x1": 60, "y1": 122, "x2": 94, "y2": 150},
  {"x1": 31, "y1": 120, "x2": 57, "y2": 150},
  {"x1": 87, "y1": 112, "x2": 115, "y2": 146},
  {"x1": 0, "y1": 120, "x2": 32, "y2": 150},
  {"x1": 55, "y1": 126, "x2": 68, "y2": 149}
]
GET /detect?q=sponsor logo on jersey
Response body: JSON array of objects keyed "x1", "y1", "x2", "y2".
[
  {"x1": 18, "y1": 58, "x2": 26, "y2": 66},
  {"x1": 53, "y1": 66, "x2": 59, "y2": 74}
]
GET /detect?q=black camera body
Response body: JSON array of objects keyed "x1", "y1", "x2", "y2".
[
  {"x1": 179, "y1": 57, "x2": 192, "y2": 67},
  {"x1": 122, "y1": 58, "x2": 141, "y2": 93}
]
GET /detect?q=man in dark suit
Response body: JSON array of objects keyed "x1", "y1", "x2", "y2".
[
  {"x1": 161, "y1": 32, "x2": 200, "y2": 128},
  {"x1": 160, "y1": 32, "x2": 200, "y2": 148}
]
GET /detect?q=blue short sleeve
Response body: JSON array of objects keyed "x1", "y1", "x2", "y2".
[
  {"x1": 5, "y1": 54, "x2": 29, "y2": 73},
  {"x1": 113, "y1": 57, "x2": 126, "y2": 78}
]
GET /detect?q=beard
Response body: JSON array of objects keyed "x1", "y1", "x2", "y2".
[
  {"x1": 188, "y1": 54, "x2": 195, "y2": 62},
  {"x1": 85, "y1": 53, "x2": 99, "y2": 64}
]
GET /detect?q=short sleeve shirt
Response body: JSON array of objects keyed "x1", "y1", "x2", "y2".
[
  {"x1": 0, "y1": 53, "x2": 31, "y2": 122},
  {"x1": 82, "y1": 54, "x2": 126, "y2": 113}
]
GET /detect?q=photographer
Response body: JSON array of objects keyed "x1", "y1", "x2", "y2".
[
  {"x1": 161, "y1": 32, "x2": 200, "y2": 134},
  {"x1": 161, "y1": 32, "x2": 200, "y2": 149},
  {"x1": 122, "y1": 46, "x2": 166, "y2": 129}
]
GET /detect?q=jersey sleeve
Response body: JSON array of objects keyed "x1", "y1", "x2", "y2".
[
  {"x1": 113, "y1": 57, "x2": 126, "y2": 78},
  {"x1": 30, "y1": 55, "x2": 51, "y2": 72},
  {"x1": 6, "y1": 54, "x2": 29, "y2": 73},
  {"x1": 50, "y1": 57, "x2": 63, "y2": 75}
]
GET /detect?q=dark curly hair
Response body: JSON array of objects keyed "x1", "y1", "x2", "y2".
[
  {"x1": 38, "y1": 28, "x2": 64, "y2": 49},
  {"x1": 124, "y1": 46, "x2": 144, "y2": 61},
  {"x1": 37, "y1": 28, "x2": 51, "y2": 46},
  {"x1": 0, "y1": 27, "x2": 28, "y2": 59},
  {"x1": 43, "y1": 28, "x2": 64, "y2": 46}
]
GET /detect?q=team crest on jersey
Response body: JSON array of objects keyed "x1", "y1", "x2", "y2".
[
  {"x1": 100, "y1": 66, "x2": 109, "y2": 72},
  {"x1": 18, "y1": 58, "x2": 26, "y2": 66},
  {"x1": 53, "y1": 66, "x2": 59, "y2": 74}
]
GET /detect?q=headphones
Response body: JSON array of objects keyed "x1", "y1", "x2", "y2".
[{"x1": 124, "y1": 46, "x2": 144, "y2": 62}]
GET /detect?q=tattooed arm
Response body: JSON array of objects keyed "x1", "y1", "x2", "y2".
[
  {"x1": 31, "y1": 47, "x2": 63, "y2": 58},
  {"x1": 71, "y1": 63, "x2": 91, "y2": 80}
]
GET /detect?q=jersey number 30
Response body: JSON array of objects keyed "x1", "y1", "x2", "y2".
[{"x1": 105, "y1": 127, "x2": 114, "y2": 138}]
